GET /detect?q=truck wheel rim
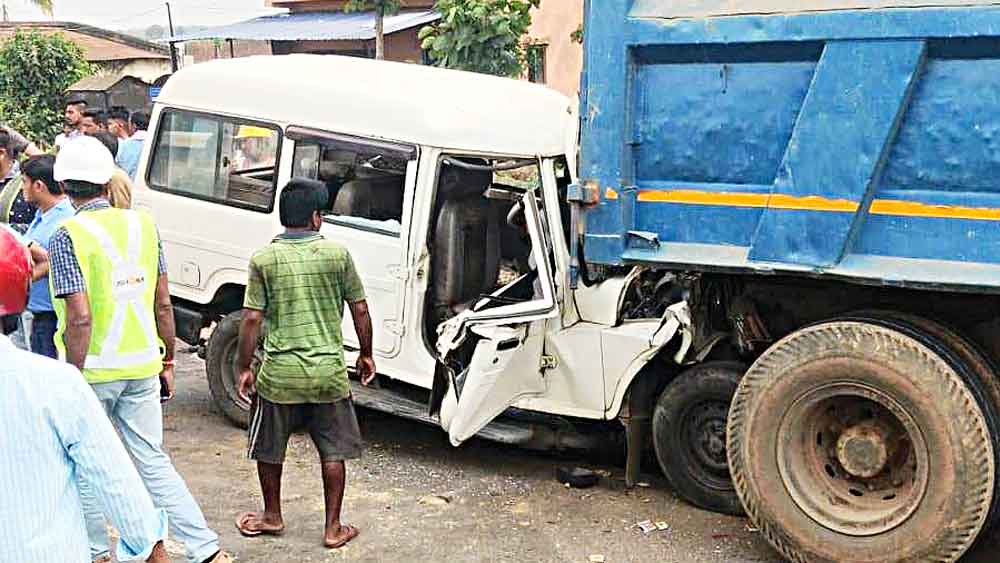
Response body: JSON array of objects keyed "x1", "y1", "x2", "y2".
[{"x1": 776, "y1": 381, "x2": 929, "y2": 536}]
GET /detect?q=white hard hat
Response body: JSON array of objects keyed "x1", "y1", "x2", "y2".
[{"x1": 54, "y1": 136, "x2": 114, "y2": 185}]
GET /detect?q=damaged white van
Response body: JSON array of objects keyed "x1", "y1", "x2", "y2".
[{"x1": 135, "y1": 55, "x2": 743, "y2": 515}]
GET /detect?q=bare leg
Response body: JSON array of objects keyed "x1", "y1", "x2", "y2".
[
  {"x1": 322, "y1": 461, "x2": 358, "y2": 547},
  {"x1": 236, "y1": 462, "x2": 285, "y2": 536}
]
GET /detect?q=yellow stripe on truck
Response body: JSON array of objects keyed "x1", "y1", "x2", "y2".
[{"x1": 629, "y1": 189, "x2": 1000, "y2": 221}]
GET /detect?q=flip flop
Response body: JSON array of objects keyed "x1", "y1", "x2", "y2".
[
  {"x1": 235, "y1": 512, "x2": 285, "y2": 538},
  {"x1": 324, "y1": 524, "x2": 360, "y2": 549}
]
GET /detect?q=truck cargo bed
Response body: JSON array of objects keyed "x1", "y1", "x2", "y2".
[{"x1": 579, "y1": 2, "x2": 1000, "y2": 291}]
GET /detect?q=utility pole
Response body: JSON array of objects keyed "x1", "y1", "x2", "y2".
[
  {"x1": 2, "y1": 3, "x2": 9, "y2": 23},
  {"x1": 165, "y1": 2, "x2": 178, "y2": 72}
]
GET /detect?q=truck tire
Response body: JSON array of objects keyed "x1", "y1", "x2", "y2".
[
  {"x1": 652, "y1": 361, "x2": 745, "y2": 515},
  {"x1": 836, "y1": 310, "x2": 1000, "y2": 535},
  {"x1": 728, "y1": 321, "x2": 994, "y2": 563},
  {"x1": 206, "y1": 310, "x2": 251, "y2": 428}
]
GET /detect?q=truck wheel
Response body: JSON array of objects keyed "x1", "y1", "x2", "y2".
[
  {"x1": 652, "y1": 361, "x2": 745, "y2": 515},
  {"x1": 728, "y1": 321, "x2": 994, "y2": 563},
  {"x1": 206, "y1": 311, "x2": 251, "y2": 428},
  {"x1": 836, "y1": 310, "x2": 1000, "y2": 534}
]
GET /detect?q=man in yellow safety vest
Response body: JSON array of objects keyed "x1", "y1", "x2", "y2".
[{"x1": 48, "y1": 136, "x2": 232, "y2": 563}]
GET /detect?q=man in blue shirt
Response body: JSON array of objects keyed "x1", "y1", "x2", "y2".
[
  {"x1": 117, "y1": 111, "x2": 149, "y2": 180},
  {"x1": 21, "y1": 154, "x2": 74, "y2": 358},
  {"x1": 0, "y1": 225, "x2": 170, "y2": 563}
]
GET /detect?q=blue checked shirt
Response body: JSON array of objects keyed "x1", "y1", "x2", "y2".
[
  {"x1": 0, "y1": 334, "x2": 168, "y2": 561},
  {"x1": 49, "y1": 198, "x2": 167, "y2": 298}
]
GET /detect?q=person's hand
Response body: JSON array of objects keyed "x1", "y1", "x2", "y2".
[
  {"x1": 238, "y1": 367, "x2": 257, "y2": 403},
  {"x1": 159, "y1": 364, "x2": 175, "y2": 403},
  {"x1": 146, "y1": 541, "x2": 170, "y2": 562},
  {"x1": 357, "y1": 355, "x2": 376, "y2": 386}
]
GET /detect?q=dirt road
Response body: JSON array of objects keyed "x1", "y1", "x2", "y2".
[{"x1": 164, "y1": 350, "x2": 999, "y2": 563}]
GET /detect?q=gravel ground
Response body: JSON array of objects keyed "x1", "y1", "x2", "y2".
[{"x1": 160, "y1": 349, "x2": 1000, "y2": 563}]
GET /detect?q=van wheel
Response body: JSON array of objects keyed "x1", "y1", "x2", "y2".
[
  {"x1": 728, "y1": 321, "x2": 994, "y2": 563},
  {"x1": 206, "y1": 310, "x2": 251, "y2": 428},
  {"x1": 652, "y1": 361, "x2": 745, "y2": 515}
]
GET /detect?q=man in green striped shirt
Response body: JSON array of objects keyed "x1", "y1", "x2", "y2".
[{"x1": 235, "y1": 178, "x2": 374, "y2": 549}]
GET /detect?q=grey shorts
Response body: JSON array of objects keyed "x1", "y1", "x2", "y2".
[{"x1": 247, "y1": 396, "x2": 363, "y2": 464}]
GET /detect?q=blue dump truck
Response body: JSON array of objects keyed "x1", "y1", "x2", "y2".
[{"x1": 575, "y1": 1, "x2": 1000, "y2": 561}]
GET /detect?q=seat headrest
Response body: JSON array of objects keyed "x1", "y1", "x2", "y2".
[
  {"x1": 332, "y1": 176, "x2": 404, "y2": 220},
  {"x1": 438, "y1": 165, "x2": 492, "y2": 199}
]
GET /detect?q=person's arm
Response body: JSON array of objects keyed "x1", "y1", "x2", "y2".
[
  {"x1": 348, "y1": 300, "x2": 375, "y2": 385},
  {"x1": 27, "y1": 242, "x2": 48, "y2": 281},
  {"x1": 237, "y1": 256, "x2": 267, "y2": 402},
  {"x1": 341, "y1": 251, "x2": 375, "y2": 384},
  {"x1": 52, "y1": 363, "x2": 169, "y2": 562},
  {"x1": 63, "y1": 292, "x2": 92, "y2": 370},
  {"x1": 237, "y1": 308, "x2": 264, "y2": 402},
  {"x1": 23, "y1": 142, "x2": 41, "y2": 157},
  {"x1": 154, "y1": 273, "x2": 176, "y2": 401},
  {"x1": 49, "y1": 228, "x2": 91, "y2": 369}
]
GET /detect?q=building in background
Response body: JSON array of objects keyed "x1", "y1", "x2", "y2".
[
  {"x1": 164, "y1": 0, "x2": 585, "y2": 97},
  {"x1": 66, "y1": 73, "x2": 154, "y2": 111},
  {"x1": 525, "y1": 0, "x2": 584, "y2": 97},
  {"x1": 0, "y1": 22, "x2": 170, "y2": 82}
]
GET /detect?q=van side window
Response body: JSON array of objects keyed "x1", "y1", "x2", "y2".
[
  {"x1": 148, "y1": 110, "x2": 281, "y2": 212},
  {"x1": 288, "y1": 128, "x2": 415, "y2": 237}
]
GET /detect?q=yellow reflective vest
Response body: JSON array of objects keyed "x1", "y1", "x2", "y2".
[{"x1": 52, "y1": 207, "x2": 163, "y2": 383}]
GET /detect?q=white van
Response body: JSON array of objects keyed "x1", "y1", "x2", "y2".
[{"x1": 135, "y1": 55, "x2": 742, "y2": 515}]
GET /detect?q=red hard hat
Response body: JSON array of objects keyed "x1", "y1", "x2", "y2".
[{"x1": 0, "y1": 224, "x2": 31, "y2": 316}]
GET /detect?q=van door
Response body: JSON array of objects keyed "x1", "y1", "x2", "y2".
[
  {"x1": 286, "y1": 127, "x2": 417, "y2": 358},
  {"x1": 436, "y1": 190, "x2": 558, "y2": 446}
]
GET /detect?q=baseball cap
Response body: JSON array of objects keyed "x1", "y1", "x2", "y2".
[{"x1": 54, "y1": 135, "x2": 114, "y2": 185}]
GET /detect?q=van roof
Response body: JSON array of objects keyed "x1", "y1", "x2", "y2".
[
  {"x1": 156, "y1": 54, "x2": 574, "y2": 157},
  {"x1": 631, "y1": 0, "x2": 1000, "y2": 19}
]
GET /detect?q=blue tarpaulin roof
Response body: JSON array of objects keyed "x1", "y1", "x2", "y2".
[{"x1": 166, "y1": 10, "x2": 440, "y2": 42}]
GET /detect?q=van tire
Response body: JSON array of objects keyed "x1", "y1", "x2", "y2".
[
  {"x1": 206, "y1": 310, "x2": 251, "y2": 428},
  {"x1": 652, "y1": 361, "x2": 746, "y2": 516},
  {"x1": 728, "y1": 321, "x2": 994, "y2": 563}
]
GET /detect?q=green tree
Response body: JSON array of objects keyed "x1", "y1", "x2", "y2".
[
  {"x1": 344, "y1": 0, "x2": 401, "y2": 60},
  {"x1": 419, "y1": 0, "x2": 540, "y2": 77},
  {"x1": 0, "y1": 30, "x2": 94, "y2": 145}
]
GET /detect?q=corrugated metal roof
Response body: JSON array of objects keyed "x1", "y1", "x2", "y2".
[
  {"x1": 167, "y1": 9, "x2": 440, "y2": 42},
  {"x1": 631, "y1": 0, "x2": 1000, "y2": 19}
]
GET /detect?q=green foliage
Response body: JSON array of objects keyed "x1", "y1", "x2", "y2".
[
  {"x1": 0, "y1": 30, "x2": 94, "y2": 146},
  {"x1": 343, "y1": 0, "x2": 401, "y2": 16},
  {"x1": 419, "y1": 0, "x2": 541, "y2": 77},
  {"x1": 570, "y1": 23, "x2": 583, "y2": 44}
]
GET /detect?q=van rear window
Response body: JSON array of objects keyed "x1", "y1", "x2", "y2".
[{"x1": 147, "y1": 110, "x2": 281, "y2": 212}]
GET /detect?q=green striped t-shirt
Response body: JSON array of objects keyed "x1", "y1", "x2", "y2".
[{"x1": 245, "y1": 232, "x2": 366, "y2": 404}]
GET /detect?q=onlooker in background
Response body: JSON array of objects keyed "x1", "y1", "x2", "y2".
[
  {"x1": 91, "y1": 131, "x2": 133, "y2": 209},
  {"x1": 21, "y1": 155, "x2": 74, "y2": 358},
  {"x1": 118, "y1": 111, "x2": 150, "y2": 180},
  {"x1": 48, "y1": 137, "x2": 232, "y2": 563},
  {"x1": 2, "y1": 124, "x2": 42, "y2": 157},
  {"x1": 235, "y1": 178, "x2": 373, "y2": 550},
  {"x1": 0, "y1": 225, "x2": 171, "y2": 563},
  {"x1": 81, "y1": 108, "x2": 108, "y2": 136},
  {"x1": 0, "y1": 128, "x2": 32, "y2": 230},
  {"x1": 55, "y1": 98, "x2": 87, "y2": 148},
  {"x1": 108, "y1": 107, "x2": 131, "y2": 141}
]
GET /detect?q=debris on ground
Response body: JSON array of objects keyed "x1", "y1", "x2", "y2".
[
  {"x1": 589, "y1": 555, "x2": 606, "y2": 563},
  {"x1": 418, "y1": 494, "x2": 452, "y2": 506},
  {"x1": 556, "y1": 467, "x2": 599, "y2": 488},
  {"x1": 636, "y1": 520, "x2": 658, "y2": 534},
  {"x1": 745, "y1": 522, "x2": 760, "y2": 533},
  {"x1": 655, "y1": 521, "x2": 669, "y2": 531}
]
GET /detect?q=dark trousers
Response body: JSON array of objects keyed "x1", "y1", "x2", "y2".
[{"x1": 30, "y1": 311, "x2": 58, "y2": 359}]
